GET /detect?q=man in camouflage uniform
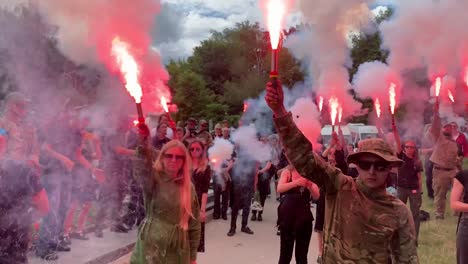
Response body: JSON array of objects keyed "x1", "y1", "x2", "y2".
[
  {"x1": 265, "y1": 82, "x2": 418, "y2": 263},
  {"x1": 428, "y1": 102, "x2": 462, "y2": 219}
]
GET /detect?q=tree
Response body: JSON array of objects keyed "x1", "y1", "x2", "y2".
[{"x1": 348, "y1": 8, "x2": 394, "y2": 123}]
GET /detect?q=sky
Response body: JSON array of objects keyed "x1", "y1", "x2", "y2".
[
  {"x1": 153, "y1": 0, "x2": 303, "y2": 61},
  {"x1": 153, "y1": 0, "x2": 389, "y2": 62}
]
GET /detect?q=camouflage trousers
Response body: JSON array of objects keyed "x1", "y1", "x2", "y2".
[
  {"x1": 397, "y1": 188, "x2": 422, "y2": 240},
  {"x1": 432, "y1": 167, "x2": 456, "y2": 218}
]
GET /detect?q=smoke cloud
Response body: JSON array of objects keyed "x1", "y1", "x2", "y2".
[
  {"x1": 286, "y1": 0, "x2": 374, "y2": 120},
  {"x1": 208, "y1": 138, "x2": 234, "y2": 174},
  {"x1": 19, "y1": 0, "x2": 172, "y2": 114}
]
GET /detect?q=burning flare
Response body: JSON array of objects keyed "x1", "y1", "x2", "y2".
[
  {"x1": 389, "y1": 83, "x2": 396, "y2": 114},
  {"x1": 329, "y1": 97, "x2": 339, "y2": 126},
  {"x1": 448, "y1": 90, "x2": 455, "y2": 103},
  {"x1": 318, "y1": 96, "x2": 324, "y2": 112},
  {"x1": 111, "y1": 37, "x2": 143, "y2": 103},
  {"x1": 375, "y1": 98, "x2": 381, "y2": 118},
  {"x1": 243, "y1": 102, "x2": 249, "y2": 113},
  {"x1": 465, "y1": 67, "x2": 468, "y2": 87},
  {"x1": 338, "y1": 106, "x2": 343, "y2": 124},
  {"x1": 266, "y1": 0, "x2": 286, "y2": 50},
  {"x1": 133, "y1": 119, "x2": 139, "y2": 126},
  {"x1": 161, "y1": 96, "x2": 169, "y2": 112},
  {"x1": 435, "y1": 77, "x2": 442, "y2": 97}
]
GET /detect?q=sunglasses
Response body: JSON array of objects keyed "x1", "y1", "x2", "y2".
[
  {"x1": 163, "y1": 153, "x2": 185, "y2": 161},
  {"x1": 189, "y1": 147, "x2": 202, "y2": 152},
  {"x1": 357, "y1": 160, "x2": 390, "y2": 172}
]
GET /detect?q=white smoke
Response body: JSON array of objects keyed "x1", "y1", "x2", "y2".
[
  {"x1": 289, "y1": 97, "x2": 322, "y2": 149},
  {"x1": 231, "y1": 125, "x2": 271, "y2": 163},
  {"x1": 208, "y1": 138, "x2": 234, "y2": 174}
]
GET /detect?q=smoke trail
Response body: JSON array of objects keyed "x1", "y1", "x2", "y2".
[
  {"x1": 287, "y1": 0, "x2": 374, "y2": 120},
  {"x1": 22, "y1": 0, "x2": 171, "y2": 114}
]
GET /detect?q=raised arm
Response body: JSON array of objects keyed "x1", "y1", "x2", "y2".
[
  {"x1": 266, "y1": 82, "x2": 343, "y2": 193},
  {"x1": 392, "y1": 122, "x2": 402, "y2": 154},
  {"x1": 133, "y1": 124, "x2": 156, "y2": 195},
  {"x1": 429, "y1": 102, "x2": 441, "y2": 142}
]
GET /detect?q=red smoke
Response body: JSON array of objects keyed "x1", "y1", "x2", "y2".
[{"x1": 35, "y1": 0, "x2": 172, "y2": 113}]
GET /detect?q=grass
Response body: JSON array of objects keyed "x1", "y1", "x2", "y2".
[{"x1": 417, "y1": 160, "x2": 463, "y2": 264}]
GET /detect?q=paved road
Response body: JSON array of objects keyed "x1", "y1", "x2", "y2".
[{"x1": 112, "y1": 197, "x2": 319, "y2": 264}]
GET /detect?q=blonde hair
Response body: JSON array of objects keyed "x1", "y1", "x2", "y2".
[
  {"x1": 189, "y1": 139, "x2": 209, "y2": 173},
  {"x1": 154, "y1": 140, "x2": 193, "y2": 230}
]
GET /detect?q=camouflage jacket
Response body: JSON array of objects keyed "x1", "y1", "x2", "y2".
[{"x1": 275, "y1": 113, "x2": 418, "y2": 264}]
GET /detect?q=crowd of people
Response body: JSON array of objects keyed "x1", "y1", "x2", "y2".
[{"x1": 1, "y1": 80, "x2": 468, "y2": 264}]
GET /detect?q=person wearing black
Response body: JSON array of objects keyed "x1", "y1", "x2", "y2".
[
  {"x1": 227, "y1": 148, "x2": 258, "y2": 236},
  {"x1": 213, "y1": 159, "x2": 233, "y2": 220},
  {"x1": 189, "y1": 139, "x2": 212, "y2": 252},
  {"x1": 0, "y1": 159, "x2": 48, "y2": 263},
  {"x1": 0, "y1": 94, "x2": 49, "y2": 263},
  {"x1": 422, "y1": 123, "x2": 434, "y2": 199},
  {"x1": 95, "y1": 117, "x2": 135, "y2": 237},
  {"x1": 152, "y1": 122, "x2": 170, "y2": 150},
  {"x1": 277, "y1": 165, "x2": 320, "y2": 264},
  {"x1": 36, "y1": 113, "x2": 85, "y2": 259},
  {"x1": 451, "y1": 170, "x2": 468, "y2": 264},
  {"x1": 393, "y1": 125, "x2": 423, "y2": 239},
  {"x1": 251, "y1": 159, "x2": 274, "y2": 222}
]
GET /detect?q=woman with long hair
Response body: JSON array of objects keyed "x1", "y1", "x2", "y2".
[
  {"x1": 131, "y1": 124, "x2": 201, "y2": 264},
  {"x1": 450, "y1": 171, "x2": 468, "y2": 264},
  {"x1": 188, "y1": 139, "x2": 212, "y2": 252},
  {"x1": 277, "y1": 164, "x2": 320, "y2": 264}
]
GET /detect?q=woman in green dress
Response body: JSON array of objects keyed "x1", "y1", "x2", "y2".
[{"x1": 131, "y1": 124, "x2": 201, "y2": 264}]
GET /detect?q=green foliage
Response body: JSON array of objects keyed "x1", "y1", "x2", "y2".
[
  {"x1": 168, "y1": 21, "x2": 304, "y2": 123},
  {"x1": 348, "y1": 8, "x2": 394, "y2": 123}
]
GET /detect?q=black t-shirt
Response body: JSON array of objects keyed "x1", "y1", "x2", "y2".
[
  {"x1": 0, "y1": 159, "x2": 42, "y2": 263},
  {"x1": 397, "y1": 152, "x2": 423, "y2": 189},
  {"x1": 152, "y1": 136, "x2": 170, "y2": 151},
  {"x1": 455, "y1": 171, "x2": 468, "y2": 204}
]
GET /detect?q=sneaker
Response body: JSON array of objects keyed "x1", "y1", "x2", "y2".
[
  {"x1": 61, "y1": 235, "x2": 72, "y2": 246},
  {"x1": 227, "y1": 228, "x2": 236, "y2": 237},
  {"x1": 95, "y1": 229, "x2": 104, "y2": 238},
  {"x1": 36, "y1": 250, "x2": 59, "y2": 260},
  {"x1": 53, "y1": 242, "x2": 71, "y2": 252},
  {"x1": 71, "y1": 231, "x2": 89, "y2": 240},
  {"x1": 222, "y1": 215, "x2": 228, "y2": 220},
  {"x1": 251, "y1": 214, "x2": 257, "y2": 221},
  {"x1": 111, "y1": 224, "x2": 129, "y2": 233},
  {"x1": 257, "y1": 214, "x2": 263, "y2": 222},
  {"x1": 213, "y1": 215, "x2": 220, "y2": 220},
  {"x1": 241, "y1": 226, "x2": 254, "y2": 235}
]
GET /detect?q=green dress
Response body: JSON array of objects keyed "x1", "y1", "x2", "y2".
[{"x1": 130, "y1": 145, "x2": 201, "y2": 264}]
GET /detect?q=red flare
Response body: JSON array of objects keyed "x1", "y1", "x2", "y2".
[
  {"x1": 448, "y1": 90, "x2": 455, "y2": 103},
  {"x1": 111, "y1": 37, "x2": 143, "y2": 103},
  {"x1": 338, "y1": 106, "x2": 343, "y2": 123},
  {"x1": 318, "y1": 96, "x2": 324, "y2": 112},
  {"x1": 465, "y1": 68, "x2": 468, "y2": 87},
  {"x1": 389, "y1": 83, "x2": 396, "y2": 115},
  {"x1": 435, "y1": 77, "x2": 442, "y2": 97},
  {"x1": 133, "y1": 120, "x2": 139, "y2": 126},
  {"x1": 161, "y1": 96, "x2": 169, "y2": 112},
  {"x1": 329, "y1": 97, "x2": 339, "y2": 126},
  {"x1": 375, "y1": 98, "x2": 381, "y2": 118},
  {"x1": 243, "y1": 102, "x2": 248, "y2": 113},
  {"x1": 266, "y1": 0, "x2": 286, "y2": 50}
]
